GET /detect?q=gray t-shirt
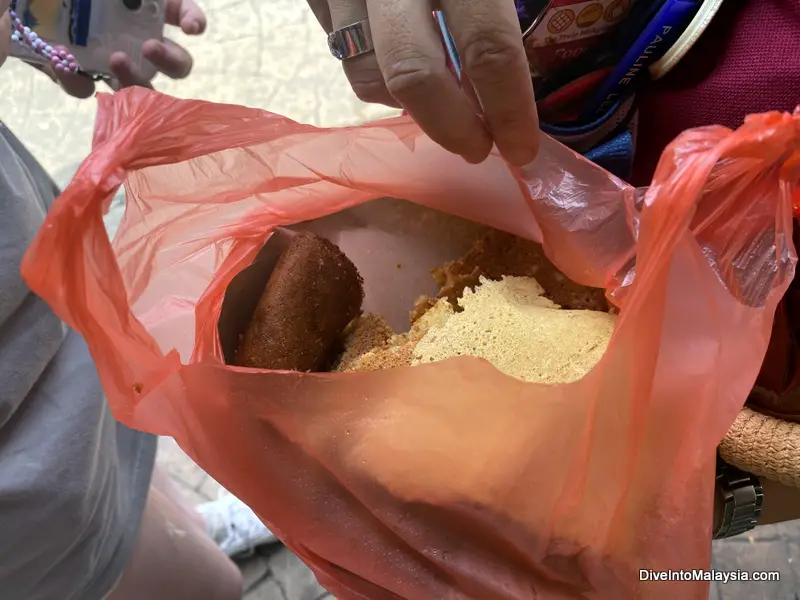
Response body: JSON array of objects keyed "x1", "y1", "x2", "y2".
[{"x1": 0, "y1": 123, "x2": 157, "y2": 600}]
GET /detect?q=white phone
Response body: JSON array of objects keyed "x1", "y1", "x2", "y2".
[{"x1": 9, "y1": 0, "x2": 166, "y2": 80}]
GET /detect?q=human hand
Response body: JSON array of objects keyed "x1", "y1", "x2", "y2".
[
  {"x1": 308, "y1": 0, "x2": 539, "y2": 166},
  {"x1": 46, "y1": 0, "x2": 206, "y2": 97}
]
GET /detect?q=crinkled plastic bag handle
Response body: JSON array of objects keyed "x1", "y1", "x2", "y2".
[{"x1": 21, "y1": 89, "x2": 800, "y2": 598}]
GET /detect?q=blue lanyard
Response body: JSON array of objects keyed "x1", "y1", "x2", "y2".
[
  {"x1": 435, "y1": 11, "x2": 462, "y2": 79},
  {"x1": 581, "y1": 0, "x2": 702, "y2": 120}
]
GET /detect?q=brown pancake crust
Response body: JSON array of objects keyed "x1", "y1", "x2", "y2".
[
  {"x1": 432, "y1": 229, "x2": 608, "y2": 312},
  {"x1": 235, "y1": 232, "x2": 364, "y2": 371}
]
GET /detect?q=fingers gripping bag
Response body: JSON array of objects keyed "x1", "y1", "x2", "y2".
[{"x1": 21, "y1": 88, "x2": 800, "y2": 599}]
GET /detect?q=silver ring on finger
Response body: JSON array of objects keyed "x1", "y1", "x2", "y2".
[{"x1": 328, "y1": 20, "x2": 374, "y2": 61}]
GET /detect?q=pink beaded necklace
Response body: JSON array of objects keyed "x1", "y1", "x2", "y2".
[{"x1": 8, "y1": 9, "x2": 81, "y2": 74}]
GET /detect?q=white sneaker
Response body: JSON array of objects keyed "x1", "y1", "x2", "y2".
[{"x1": 197, "y1": 489, "x2": 279, "y2": 557}]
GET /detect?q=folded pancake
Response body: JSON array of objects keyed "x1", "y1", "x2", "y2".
[
  {"x1": 334, "y1": 314, "x2": 396, "y2": 372},
  {"x1": 411, "y1": 276, "x2": 615, "y2": 384},
  {"x1": 411, "y1": 229, "x2": 608, "y2": 322},
  {"x1": 235, "y1": 231, "x2": 364, "y2": 372},
  {"x1": 335, "y1": 301, "x2": 453, "y2": 373},
  {"x1": 339, "y1": 230, "x2": 614, "y2": 381}
]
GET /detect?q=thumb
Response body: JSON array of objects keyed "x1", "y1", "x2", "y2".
[{"x1": 56, "y1": 69, "x2": 96, "y2": 98}]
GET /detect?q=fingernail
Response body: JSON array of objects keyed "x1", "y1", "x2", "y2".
[{"x1": 185, "y1": 20, "x2": 201, "y2": 34}]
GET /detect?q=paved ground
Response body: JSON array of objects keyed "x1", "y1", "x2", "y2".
[
  {"x1": 712, "y1": 524, "x2": 800, "y2": 600},
  {"x1": 2, "y1": 0, "x2": 799, "y2": 598}
]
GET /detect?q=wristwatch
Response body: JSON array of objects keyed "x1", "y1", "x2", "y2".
[{"x1": 713, "y1": 456, "x2": 764, "y2": 539}]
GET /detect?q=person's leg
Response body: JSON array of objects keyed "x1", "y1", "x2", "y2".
[
  {"x1": 148, "y1": 466, "x2": 207, "y2": 530},
  {"x1": 107, "y1": 468, "x2": 243, "y2": 600}
]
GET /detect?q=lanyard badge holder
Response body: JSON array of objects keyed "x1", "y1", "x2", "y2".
[{"x1": 580, "y1": 0, "x2": 704, "y2": 121}]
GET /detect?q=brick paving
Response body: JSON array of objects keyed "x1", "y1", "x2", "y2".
[
  {"x1": 239, "y1": 548, "x2": 331, "y2": 600},
  {"x1": 712, "y1": 522, "x2": 800, "y2": 600}
]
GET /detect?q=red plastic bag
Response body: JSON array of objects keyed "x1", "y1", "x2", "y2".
[{"x1": 22, "y1": 88, "x2": 800, "y2": 599}]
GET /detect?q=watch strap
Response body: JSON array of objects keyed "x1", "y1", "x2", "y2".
[{"x1": 713, "y1": 457, "x2": 763, "y2": 539}]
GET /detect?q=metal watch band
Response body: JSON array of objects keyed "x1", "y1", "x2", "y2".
[{"x1": 713, "y1": 457, "x2": 763, "y2": 539}]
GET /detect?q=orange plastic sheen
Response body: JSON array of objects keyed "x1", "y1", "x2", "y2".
[{"x1": 21, "y1": 89, "x2": 800, "y2": 599}]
